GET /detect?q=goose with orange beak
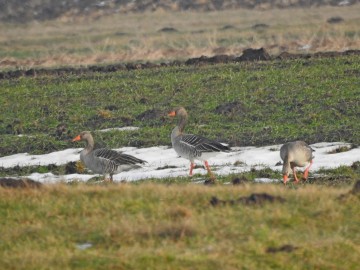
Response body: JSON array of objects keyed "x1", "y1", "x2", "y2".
[
  {"x1": 280, "y1": 141, "x2": 314, "y2": 184},
  {"x1": 72, "y1": 131, "x2": 146, "y2": 181},
  {"x1": 168, "y1": 107, "x2": 230, "y2": 181}
]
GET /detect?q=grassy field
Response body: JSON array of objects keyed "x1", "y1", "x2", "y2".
[
  {"x1": 0, "y1": 183, "x2": 359, "y2": 269},
  {"x1": 0, "y1": 5, "x2": 360, "y2": 68},
  {"x1": 0, "y1": 53, "x2": 359, "y2": 184},
  {"x1": 1, "y1": 6, "x2": 360, "y2": 268},
  {"x1": 1, "y1": 55, "x2": 359, "y2": 156}
]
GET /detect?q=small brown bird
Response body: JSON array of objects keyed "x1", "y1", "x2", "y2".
[
  {"x1": 168, "y1": 107, "x2": 230, "y2": 181},
  {"x1": 280, "y1": 141, "x2": 314, "y2": 184}
]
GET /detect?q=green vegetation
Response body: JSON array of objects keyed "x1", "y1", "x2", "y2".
[
  {"x1": 1, "y1": 5, "x2": 359, "y2": 269},
  {"x1": 1, "y1": 56, "x2": 359, "y2": 156},
  {"x1": 0, "y1": 183, "x2": 359, "y2": 269}
]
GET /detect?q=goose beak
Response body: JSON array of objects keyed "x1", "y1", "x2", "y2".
[
  {"x1": 72, "y1": 135, "x2": 81, "y2": 142},
  {"x1": 168, "y1": 111, "x2": 176, "y2": 117},
  {"x1": 283, "y1": 175, "x2": 289, "y2": 185}
]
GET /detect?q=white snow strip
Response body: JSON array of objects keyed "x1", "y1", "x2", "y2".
[
  {"x1": 254, "y1": 178, "x2": 280, "y2": 183},
  {"x1": 0, "y1": 148, "x2": 83, "y2": 168},
  {"x1": 98, "y1": 127, "x2": 140, "y2": 132},
  {"x1": 0, "y1": 142, "x2": 358, "y2": 184}
]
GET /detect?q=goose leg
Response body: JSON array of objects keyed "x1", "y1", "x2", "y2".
[
  {"x1": 189, "y1": 162, "x2": 195, "y2": 176},
  {"x1": 204, "y1": 161, "x2": 216, "y2": 181},
  {"x1": 302, "y1": 160, "x2": 313, "y2": 180},
  {"x1": 283, "y1": 175, "x2": 289, "y2": 185},
  {"x1": 292, "y1": 167, "x2": 299, "y2": 183}
]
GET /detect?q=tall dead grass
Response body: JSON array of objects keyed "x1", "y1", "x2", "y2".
[{"x1": 0, "y1": 5, "x2": 359, "y2": 68}]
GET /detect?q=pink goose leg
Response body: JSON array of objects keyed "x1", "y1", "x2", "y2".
[{"x1": 303, "y1": 160, "x2": 313, "y2": 180}]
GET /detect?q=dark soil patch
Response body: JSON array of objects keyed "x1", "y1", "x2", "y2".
[
  {"x1": 4, "y1": 119, "x2": 23, "y2": 135},
  {"x1": 327, "y1": 16, "x2": 344, "y2": 24},
  {"x1": 185, "y1": 54, "x2": 235, "y2": 65},
  {"x1": 2, "y1": 48, "x2": 360, "y2": 80},
  {"x1": 232, "y1": 176, "x2": 249, "y2": 185},
  {"x1": 65, "y1": 161, "x2": 78, "y2": 174},
  {"x1": 104, "y1": 105, "x2": 119, "y2": 111},
  {"x1": 252, "y1": 23, "x2": 270, "y2": 30},
  {"x1": 235, "y1": 48, "x2": 271, "y2": 61},
  {"x1": 55, "y1": 123, "x2": 71, "y2": 140},
  {"x1": 0, "y1": 178, "x2": 42, "y2": 188},
  {"x1": 204, "y1": 179, "x2": 216, "y2": 185},
  {"x1": 214, "y1": 101, "x2": 247, "y2": 116},
  {"x1": 266, "y1": 244, "x2": 298, "y2": 253},
  {"x1": 136, "y1": 109, "x2": 166, "y2": 126},
  {"x1": 210, "y1": 192, "x2": 286, "y2": 206},
  {"x1": 158, "y1": 27, "x2": 178, "y2": 33},
  {"x1": 84, "y1": 115, "x2": 127, "y2": 130},
  {"x1": 220, "y1": 24, "x2": 237, "y2": 30}
]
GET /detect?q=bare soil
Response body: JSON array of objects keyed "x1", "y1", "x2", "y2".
[{"x1": 1, "y1": 48, "x2": 360, "y2": 80}]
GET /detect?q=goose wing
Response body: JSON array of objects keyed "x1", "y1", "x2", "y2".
[
  {"x1": 180, "y1": 134, "x2": 230, "y2": 153},
  {"x1": 93, "y1": 148, "x2": 146, "y2": 166}
]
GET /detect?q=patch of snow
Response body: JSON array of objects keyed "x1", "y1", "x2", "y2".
[
  {"x1": 254, "y1": 178, "x2": 279, "y2": 183},
  {"x1": 98, "y1": 127, "x2": 140, "y2": 132},
  {"x1": 0, "y1": 142, "x2": 359, "y2": 183},
  {"x1": 298, "y1": 44, "x2": 311, "y2": 51},
  {"x1": 76, "y1": 243, "x2": 93, "y2": 250},
  {"x1": 0, "y1": 148, "x2": 82, "y2": 168},
  {"x1": 338, "y1": 0, "x2": 350, "y2": 6}
]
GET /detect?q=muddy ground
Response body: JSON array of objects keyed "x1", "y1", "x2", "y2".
[{"x1": 1, "y1": 48, "x2": 360, "y2": 80}]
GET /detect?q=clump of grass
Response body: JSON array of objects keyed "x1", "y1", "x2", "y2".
[
  {"x1": 327, "y1": 145, "x2": 350, "y2": 154},
  {"x1": 327, "y1": 144, "x2": 356, "y2": 154}
]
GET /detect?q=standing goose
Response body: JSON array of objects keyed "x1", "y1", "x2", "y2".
[
  {"x1": 280, "y1": 141, "x2": 314, "y2": 184},
  {"x1": 72, "y1": 131, "x2": 146, "y2": 181},
  {"x1": 168, "y1": 107, "x2": 230, "y2": 180}
]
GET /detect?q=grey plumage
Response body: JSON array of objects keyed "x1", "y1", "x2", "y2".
[
  {"x1": 171, "y1": 127, "x2": 230, "y2": 161},
  {"x1": 168, "y1": 107, "x2": 230, "y2": 179},
  {"x1": 280, "y1": 141, "x2": 314, "y2": 184},
  {"x1": 73, "y1": 131, "x2": 146, "y2": 181}
]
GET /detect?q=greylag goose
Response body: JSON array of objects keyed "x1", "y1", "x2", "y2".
[
  {"x1": 72, "y1": 131, "x2": 146, "y2": 181},
  {"x1": 280, "y1": 141, "x2": 314, "y2": 184},
  {"x1": 168, "y1": 107, "x2": 230, "y2": 180}
]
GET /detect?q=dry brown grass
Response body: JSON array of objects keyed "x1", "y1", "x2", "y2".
[{"x1": 0, "y1": 5, "x2": 360, "y2": 69}]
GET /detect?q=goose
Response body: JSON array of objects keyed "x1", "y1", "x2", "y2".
[
  {"x1": 280, "y1": 141, "x2": 314, "y2": 184},
  {"x1": 72, "y1": 131, "x2": 146, "y2": 181},
  {"x1": 168, "y1": 107, "x2": 230, "y2": 180}
]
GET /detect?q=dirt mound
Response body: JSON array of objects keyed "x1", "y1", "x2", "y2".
[
  {"x1": 214, "y1": 101, "x2": 247, "y2": 116},
  {"x1": 0, "y1": 178, "x2": 42, "y2": 188},
  {"x1": 2, "y1": 48, "x2": 360, "y2": 81},
  {"x1": 266, "y1": 244, "x2": 298, "y2": 253},
  {"x1": 210, "y1": 192, "x2": 286, "y2": 206}
]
